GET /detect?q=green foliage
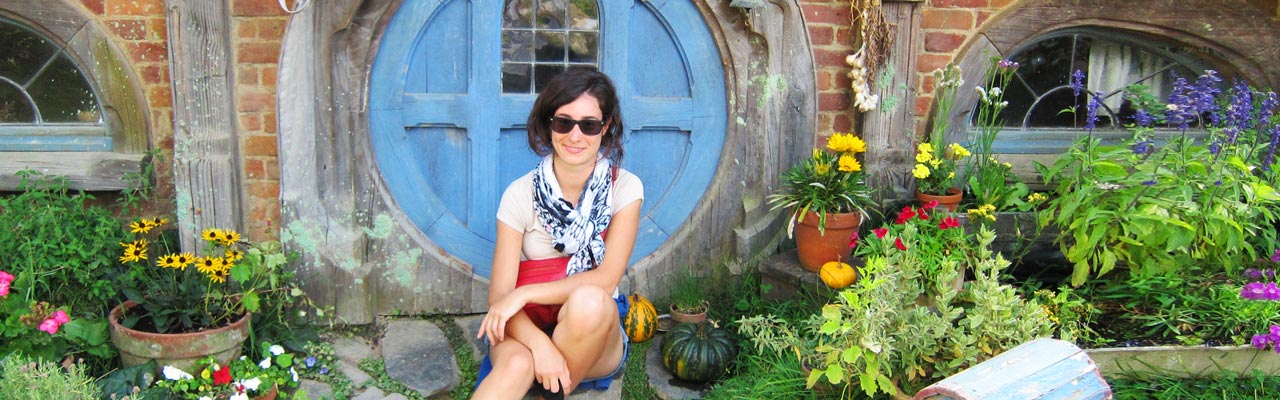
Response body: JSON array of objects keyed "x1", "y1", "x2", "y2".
[
  {"x1": 1039, "y1": 135, "x2": 1277, "y2": 285},
  {"x1": 966, "y1": 56, "x2": 1036, "y2": 212},
  {"x1": 296, "y1": 341, "x2": 355, "y2": 399},
  {"x1": 0, "y1": 271, "x2": 113, "y2": 367},
  {"x1": 1079, "y1": 273, "x2": 1280, "y2": 347},
  {"x1": 855, "y1": 204, "x2": 969, "y2": 293},
  {"x1": 667, "y1": 267, "x2": 707, "y2": 314},
  {"x1": 915, "y1": 63, "x2": 969, "y2": 196},
  {"x1": 1111, "y1": 370, "x2": 1280, "y2": 400},
  {"x1": 0, "y1": 170, "x2": 131, "y2": 317},
  {"x1": 1029, "y1": 286, "x2": 1102, "y2": 345},
  {"x1": 768, "y1": 133, "x2": 875, "y2": 234},
  {"x1": 0, "y1": 354, "x2": 103, "y2": 400},
  {"x1": 156, "y1": 342, "x2": 300, "y2": 399}
]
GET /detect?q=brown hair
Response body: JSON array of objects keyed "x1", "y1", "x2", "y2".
[{"x1": 526, "y1": 66, "x2": 625, "y2": 163}]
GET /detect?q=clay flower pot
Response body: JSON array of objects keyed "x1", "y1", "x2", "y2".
[
  {"x1": 794, "y1": 210, "x2": 862, "y2": 272},
  {"x1": 108, "y1": 301, "x2": 251, "y2": 374},
  {"x1": 916, "y1": 188, "x2": 963, "y2": 212}
]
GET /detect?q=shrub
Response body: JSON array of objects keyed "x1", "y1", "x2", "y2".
[{"x1": 0, "y1": 355, "x2": 103, "y2": 400}]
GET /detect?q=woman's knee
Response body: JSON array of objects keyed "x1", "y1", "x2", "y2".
[
  {"x1": 559, "y1": 286, "x2": 615, "y2": 330},
  {"x1": 492, "y1": 345, "x2": 535, "y2": 377}
]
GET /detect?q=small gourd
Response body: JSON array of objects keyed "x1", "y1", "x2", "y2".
[
  {"x1": 660, "y1": 322, "x2": 737, "y2": 382},
  {"x1": 624, "y1": 293, "x2": 658, "y2": 343},
  {"x1": 819, "y1": 261, "x2": 858, "y2": 289}
]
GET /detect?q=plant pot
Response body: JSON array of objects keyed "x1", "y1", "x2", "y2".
[
  {"x1": 669, "y1": 303, "x2": 708, "y2": 324},
  {"x1": 108, "y1": 301, "x2": 251, "y2": 374},
  {"x1": 915, "y1": 188, "x2": 962, "y2": 212},
  {"x1": 794, "y1": 210, "x2": 862, "y2": 272},
  {"x1": 1085, "y1": 344, "x2": 1280, "y2": 379},
  {"x1": 254, "y1": 384, "x2": 279, "y2": 400}
]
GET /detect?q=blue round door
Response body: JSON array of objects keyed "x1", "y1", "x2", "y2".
[{"x1": 370, "y1": 0, "x2": 726, "y2": 278}]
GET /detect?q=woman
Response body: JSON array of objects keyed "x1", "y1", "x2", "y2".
[{"x1": 473, "y1": 66, "x2": 643, "y2": 399}]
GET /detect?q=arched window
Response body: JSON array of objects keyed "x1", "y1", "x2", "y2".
[
  {"x1": 0, "y1": 17, "x2": 106, "y2": 150},
  {"x1": 972, "y1": 28, "x2": 1216, "y2": 154},
  {"x1": 501, "y1": 0, "x2": 600, "y2": 93}
]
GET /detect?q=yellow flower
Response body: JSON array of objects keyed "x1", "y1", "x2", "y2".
[
  {"x1": 847, "y1": 135, "x2": 867, "y2": 154},
  {"x1": 225, "y1": 249, "x2": 244, "y2": 262},
  {"x1": 812, "y1": 148, "x2": 822, "y2": 160},
  {"x1": 157, "y1": 254, "x2": 181, "y2": 269},
  {"x1": 814, "y1": 163, "x2": 831, "y2": 176},
  {"x1": 195, "y1": 256, "x2": 225, "y2": 275},
  {"x1": 838, "y1": 154, "x2": 861, "y2": 172},
  {"x1": 930, "y1": 159, "x2": 942, "y2": 168},
  {"x1": 912, "y1": 164, "x2": 931, "y2": 179},
  {"x1": 917, "y1": 142, "x2": 934, "y2": 155},
  {"x1": 1027, "y1": 192, "x2": 1048, "y2": 203},
  {"x1": 915, "y1": 150, "x2": 933, "y2": 163},
  {"x1": 202, "y1": 228, "x2": 222, "y2": 243},
  {"x1": 174, "y1": 253, "x2": 196, "y2": 270},
  {"x1": 947, "y1": 172, "x2": 955, "y2": 179},
  {"x1": 949, "y1": 143, "x2": 971, "y2": 158},
  {"x1": 219, "y1": 230, "x2": 242, "y2": 246},
  {"x1": 1003, "y1": 162, "x2": 1013, "y2": 169},
  {"x1": 129, "y1": 220, "x2": 153, "y2": 234},
  {"x1": 207, "y1": 272, "x2": 227, "y2": 284},
  {"x1": 118, "y1": 240, "x2": 148, "y2": 264},
  {"x1": 826, "y1": 133, "x2": 857, "y2": 153}
]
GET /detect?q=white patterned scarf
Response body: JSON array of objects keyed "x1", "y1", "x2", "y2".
[{"x1": 532, "y1": 155, "x2": 614, "y2": 276}]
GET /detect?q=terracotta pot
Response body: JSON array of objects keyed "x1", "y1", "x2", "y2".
[
  {"x1": 253, "y1": 384, "x2": 279, "y2": 400},
  {"x1": 108, "y1": 301, "x2": 251, "y2": 373},
  {"x1": 794, "y1": 210, "x2": 862, "y2": 272},
  {"x1": 915, "y1": 188, "x2": 963, "y2": 212},
  {"x1": 669, "y1": 303, "x2": 708, "y2": 324}
]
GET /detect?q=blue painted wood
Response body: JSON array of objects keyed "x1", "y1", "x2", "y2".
[
  {"x1": 370, "y1": 0, "x2": 726, "y2": 277},
  {"x1": 0, "y1": 135, "x2": 111, "y2": 151},
  {"x1": 914, "y1": 338, "x2": 1111, "y2": 400}
]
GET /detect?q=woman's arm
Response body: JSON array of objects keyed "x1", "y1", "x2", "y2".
[
  {"x1": 479, "y1": 222, "x2": 557, "y2": 347},
  {"x1": 509, "y1": 199, "x2": 642, "y2": 306}
]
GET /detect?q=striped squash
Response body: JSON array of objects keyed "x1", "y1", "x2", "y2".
[
  {"x1": 624, "y1": 293, "x2": 658, "y2": 343},
  {"x1": 660, "y1": 321, "x2": 736, "y2": 382}
]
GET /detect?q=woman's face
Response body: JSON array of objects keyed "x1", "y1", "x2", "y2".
[{"x1": 550, "y1": 93, "x2": 608, "y2": 168}]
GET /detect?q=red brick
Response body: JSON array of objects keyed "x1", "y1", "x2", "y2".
[
  {"x1": 148, "y1": 85, "x2": 172, "y2": 108},
  {"x1": 990, "y1": 0, "x2": 1016, "y2": 8},
  {"x1": 248, "y1": 181, "x2": 278, "y2": 200},
  {"x1": 817, "y1": 70, "x2": 832, "y2": 91},
  {"x1": 239, "y1": 113, "x2": 263, "y2": 132},
  {"x1": 244, "y1": 159, "x2": 265, "y2": 179},
  {"x1": 140, "y1": 65, "x2": 166, "y2": 84},
  {"x1": 82, "y1": 0, "x2": 105, "y2": 14},
  {"x1": 931, "y1": 0, "x2": 989, "y2": 7},
  {"x1": 925, "y1": 32, "x2": 966, "y2": 53},
  {"x1": 107, "y1": 19, "x2": 146, "y2": 40},
  {"x1": 814, "y1": 49, "x2": 851, "y2": 68},
  {"x1": 126, "y1": 41, "x2": 168, "y2": 63},
  {"x1": 264, "y1": 159, "x2": 279, "y2": 180},
  {"x1": 816, "y1": 113, "x2": 833, "y2": 137},
  {"x1": 237, "y1": 21, "x2": 257, "y2": 39},
  {"x1": 238, "y1": 66, "x2": 259, "y2": 85},
  {"x1": 233, "y1": 0, "x2": 287, "y2": 16},
  {"x1": 921, "y1": 75, "x2": 936, "y2": 94},
  {"x1": 257, "y1": 18, "x2": 288, "y2": 39},
  {"x1": 107, "y1": 0, "x2": 163, "y2": 16},
  {"x1": 921, "y1": 9, "x2": 974, "y2": 30},
  {"x1": 819, "y1": 91, "x2": 852, "y2": 112},
  {"x1": 260, "y1": 66, "x2": 278, "y2": 87},
  {"x1": 809, "y1": 25, "x2": 834, "y2": 46},
  {"x1": 976, "y1": 11, "x2": 992, "y2": 29},
  {"x1": 833, "y1": 69, "x2": 851, "y2": 90},
  {"x1": 834, "y1": 27, "x2": 855, "y2": 46},
  {"x1": 262, "y1": 112, "x2": 277, "y2": 133},
  {"x1": 238, "y1": 42, "x2": 280, "y2": 64},
  {"x1": 243, "y1": 135, "x2": 278, "y2": 157},
  {"x1": 238, "y1": 91, "x2": 274, "y2": 113},
  {"x1": 915, "y1": 96, "x2": 933, "y2": 117},
  {"x1": 147, "y1": 18, "x2": 167, "y2": 41},
  {"x1": 833, "y1": 113, "x2": 853, "y2": 133},
  {"x1": 917, "y1": 54, "x2": 952, "y2": 74},
  {"x1": 800, "y1": 3, "x2": 851, "y2": 25}
]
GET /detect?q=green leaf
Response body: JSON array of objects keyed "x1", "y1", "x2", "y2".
[
  {"x1": 242, "y1": 291, "x2": 261, "y2": 312},
  {"x1": 230, "y1": 263, "x2": 251, "y2": 282},
  {"x1": 825, "y1": 364, "x2": 844, "y2": 384},
  {"x1": 277, "y1": 353, "x2": 293, "y2": 367}
]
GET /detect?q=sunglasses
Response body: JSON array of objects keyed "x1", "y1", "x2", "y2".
[{"x1": 548, "y1": 116, "x2": 606, "y2": 136}]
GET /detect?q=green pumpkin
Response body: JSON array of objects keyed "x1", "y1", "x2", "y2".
[{"x1": 660, "y1": 322, "x2": 737, "y2": 382}]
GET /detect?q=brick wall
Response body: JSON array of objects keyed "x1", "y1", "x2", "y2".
[
  {"x1": 912, "y1": 0, "x2": 1009, "y2": 133},
  {"x1": 231, "y1": 0, "x2": 288, "y2": 242},
  {"x1": 801, "y1": 1, "x2": 859, "y2": 141}
]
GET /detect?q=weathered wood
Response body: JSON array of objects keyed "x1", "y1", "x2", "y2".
[
  {"x1": 915, "y1": 338, "x2": 1111, "y2": 400},
  {"x1": 0, "y1": 152, "x2": 144, "y2": 190},
  {"x1": 166, "y1": 0, "x2": 244, "y2": 251},
  {"x1": 863, "y1": 1, "x2": 921, "y2": 203}
]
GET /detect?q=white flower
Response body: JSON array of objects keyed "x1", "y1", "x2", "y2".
[
  {"x1": 269, "y1": 345, "x2": 285, "y2": 356},
  {"x1": 162, "y1": 365, "x2": 193, "y2": 381},
  {"x1": 989, "y1": 87, "x2": 1003, "y2": 97},
  {"x1": 199, "y1": 397, "x2": 213, "y2": 400},
  {"x1": 260, "y1": 358, "x2": 272, "y2": 369},
  {"x1": 242, "y1": 377, "x2": 262, "y2": 391},
  {"x1": 291, "y1": 367, "x2": 299, "y2": 382},
  {"x1": 230, "y1": 394, "x2": 249, "y2": 400}
]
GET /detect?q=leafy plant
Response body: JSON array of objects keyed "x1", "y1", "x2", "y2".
[
  {"x1": 854, "y1": 202, "x2": 969, "y2": 293},
  {"x1": 914, "y1": 63, "x2": 971, "y2": 196},
  {"x1": 768, "y1": 132, "x2": 876, "y2": 234},
  {"x1": 0, "y1": 354, "x2": 103, "y2": 400},
  {"x1": 0, "y1": 270, "x2": 112, "y2": 366},
  {"x1": 668, "y1": 267, "x2": 707, "y2": 314},
  {"x1": 156, "y1": 342, "x2": 301, "y2": 399},
  {"x1": 965, "y1": 57, "x2": 1037, "y2": 213}
]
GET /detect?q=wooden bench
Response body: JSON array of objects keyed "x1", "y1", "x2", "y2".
[{"x1": 914, "y1": 338, "x2": 1111, "y2": 400}]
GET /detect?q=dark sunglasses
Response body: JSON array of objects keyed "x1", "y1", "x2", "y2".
[{"x1": 548, "y1": 116, "x2": 606, "y2": 136}]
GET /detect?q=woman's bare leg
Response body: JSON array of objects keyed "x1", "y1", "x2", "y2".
[
  {"x1": 551, "y1": 285, "x2": 625, "y2": 394},
  {"x1": 473, "y1": 339, "x2": 536, "y2": 399}
]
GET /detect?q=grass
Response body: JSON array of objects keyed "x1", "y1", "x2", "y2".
[{"x1": 1111, "y1": 371, "x2": 1280, "y2": 399}]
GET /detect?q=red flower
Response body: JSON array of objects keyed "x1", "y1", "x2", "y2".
[
  {"x1": 212, "y1": 365, "x2": 232, "y2": 385},
  {"x1": 923, "y1": 199, "x2": 939, "y2": 210},
  {"x1": 894, "y1": 237, "x2": 907, "y2": 251},
  {"x1": 874, "y1": 227, "x2": 888, "y2": 239},
  {"x1": 849, "y1": 231, "x2": 859, "y2": 248},
  {"x1": 939, "y1": 216, "x2": 961, "y2": 230},
  {"x1": 917, "y1": 208, "x2": 930, "y2": 221},
  {"x1": 895, "y1": 206, "x2": 917, "y2": 224}
]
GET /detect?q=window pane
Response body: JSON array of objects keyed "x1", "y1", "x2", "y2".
[
  {"x1": 567, "y1": 0, "x2": 599, "y2": 30},
  {"x1": 0, "y1": 22, "x2": 57, "y2": 84},
  {"x1": 502, "y1": 63, "x2": 532, "y2": 93},
  {"x1": 1013, "y1": 36, "x2": 1088, "y2": 95},
  {"x1": 28, "y1": 54, "x2": 99, "y2": 123},
  {"x1": 503, "y1": 30, "x2": 534, "y2": 62},
  {"x1": 536, "y1": 0, "x2": 566, "y2": 29},
  {"x1": 535, "y1": 31, "x2": 566, "y2": 62},
  {"x1": 0, "y1": 82, "x2": 35, "y2": 123},
  {"x1": 502, "y1": 0, "x2": 533, "y2": 28},
  {"x1": 567, "y1": 32, "x2": 597, "y2": 63},
  {"x1": 534, "y1": 64, "x2": 565, "y2": 92}
]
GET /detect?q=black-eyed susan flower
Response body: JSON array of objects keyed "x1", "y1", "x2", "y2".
[
  {"x1": 195, "y1": 256, "x2": 225, "y2": 275},
  {"x1": 119, "y1": 241, "x2": 148, "y2": 263},
  {"x1": 157, "y1": 254, "x2": 181, "y2": 269},
  {"x1": 219, "y1": 230, "x2": 242, "y2": 246},
  {"x1": 206, "y1": 272, "x2": 226, "y2": 284},
  {"x1": 174, "y1": 252, "x2": 195, "y2": 270},
  {"x1": 129, "y1": 220, "x2": 153, "y2": 234},
  {"x1": 224, "y1": 249, "x2": 244, "y2": 263},
  {"x1": 202, "y1": 228, "x2": 223, "y2": 243}
]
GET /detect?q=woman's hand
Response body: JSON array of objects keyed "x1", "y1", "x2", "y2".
[
  {"x1": 476, "y1": 289, "x2": 528, "y2": 342},
  {"x1": 530, "y1": 343, "x2": 572, "y2": 394}
]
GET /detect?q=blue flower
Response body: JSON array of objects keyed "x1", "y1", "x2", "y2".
[
  {"x1": 1131, "y1": 140, "x2": 1154, "y2": 155},
  {"x1": 1132, "y1": 109, "x2": 1154, "y2": 127},
  {"x1": 305, "y1": 356, "x2": 317, "y2": 368},
  {"x1": 1069, "y1": 70, "x2": 1085, "y2": 98},
  {"x1": 1272, "y1": 248, "x2": 1280, "y2": 263},
  {"x1": 1141, "y1": 179, "x2": 1157, "y2": 186},
  {"x1": 1084, "y1": 94, "x2": 1101, "y2": 131},
  {"x1": 320, "y1": 367, "x2": 330, "y2": 375}
]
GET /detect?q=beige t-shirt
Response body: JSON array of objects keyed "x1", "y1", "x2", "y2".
[{"x1": 496, "y1": 168, "x2": 644, "y2": 261}]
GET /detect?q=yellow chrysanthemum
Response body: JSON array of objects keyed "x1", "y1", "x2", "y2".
[
  {"x1": 847, "y1": 135, "x2": 867, "y2": 154},
  {"x1": 157, "y1": 254, "x2": 181, "y2": 269},
  {"x1": 225, "y1": 249, "x2": 244, "y2": 262},
  {"x1": 195, "y1": 256, "x2": 225, "y2": 275},
  {"x1": 912, "y1": 164, "x2": 931, "y2": 179},
  {"x1": 949, "y1": 143, "x2": 971, "y2": 158},
  {"x1": 826, "y1": 133, "x2": 855, "y2": 153},
  {"x1": 202, "y1": 228, "x2": 222, "y2": 243},
  {"x1": 814, "y1": 163, "x2": 831, "y2": 176},
  {"x1": 915, "y1": 150, "x2": 933, "y2": 163},
  {"x1": 219, "y1": 230, "x2": 242, "y2": 246},
  {"x1": 838, "y1": 154, "x2": 861, "y2": 172},
  {"x1": 930, "y1": 159, "x2": 942, "y2": 168},
  {"x1": 947, "y1": 172, "x2": 955, "y2": 179},
  {"x1": 917, "y1": 142, "x2": 934, "y2": 154}
]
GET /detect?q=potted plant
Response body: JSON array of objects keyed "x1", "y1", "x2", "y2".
[
  {"x1": 768, "y1": 132, "x2": 876, "y2": 271},
  {"x1": 854, "y1": 201, "x2": 969, "y2": 298},
  {"x1": 109, "y1": 217, "x2": 295, "y2": 373},
  {"x1": 154, "y1": 341, "x2": 302, "y2": 399},
  {"x1": 668, "y1": 268, "x2": 708, "y2": 324},
  {"x1": 914, "y1": 63, "x2": 970, "y2": 211}
]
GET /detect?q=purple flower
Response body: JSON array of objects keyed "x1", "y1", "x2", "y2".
[
  {"x1": 1133, "y1": 109, "x2": 1155, "y2": 127},
  {"x1": 1131, "y1": 140, "x2": 1154, "y2": 155},
  {"x1": 998, "y1": 59, "x2": 1019, "y2": 70},
  {"x1": 1272, "y1": 249, "x2": 1280, "y2": 263},
  {"x1": 1165, "y1": 73, "x2": 1196, "y2": 130},
  {"x1": 1069, "y1": 70, "x2": 1085, "y2": 98},
  {"x1": 1141, "y1": 179, "x2": 1157, "y2": 186},
  {"x1": 1247, "y1": 268, "x2": 1264, "y2": 280},
  {"x1": 1266, "y1": 282, "x2": 1280, "y2": 300},
  {"x1": 1262, "y1": 124, "x2": 1280, "y2": 173},
  {"x1": 1254, "y1": 334, "x2": 1269, "y2": 349},
  {"x1": 1084, "y1": 94, "x2": 1101, "y2": 131},
  {"x1": 319, "y1": 367, "x2": 330, "y2": 375},
  {"x1": 1243, "y1": 282, "x2": 1266, "y2": 300},
  {"x1": 305, "y1": 356, "x2": 317, "y2": 368}
]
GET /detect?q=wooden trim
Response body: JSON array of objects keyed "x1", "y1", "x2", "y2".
[
  {"x1": 166, "y1": 0, "x2": 243, "y2": 250},
  {"x1": 863, "y1": 1, "x2": 921, "y2": 202},
  {"x1": 0, "y1": 152, "x2": 143, "y2": 190}
]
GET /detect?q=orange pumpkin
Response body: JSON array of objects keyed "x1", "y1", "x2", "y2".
[
  {"x1": 624, "y1": 293, "x2": 658, "y2": 343},
  {"x1": 819, "y1": 261, "x2": 858, "y2": 289}
]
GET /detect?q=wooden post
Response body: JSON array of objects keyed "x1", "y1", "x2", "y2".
[
  {"x1": 863, "y1": 0, "x2": 922, "y2": 203},
  {"x1": 166, "y1": 0, "x2": 244, "y2": 250}
]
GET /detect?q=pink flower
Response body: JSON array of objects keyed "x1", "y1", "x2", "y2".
[
  {"x1": 38, "y1": 319, "x2": 59, "y2": 335},
  {"x1": 874, "y1": 227, "x2": 888, "y2": 239},
  {"x1": 0, "y1": 281, "x2": 9, "y2": 297},
  {"x1": 52, "y1": 310, "x2": 70, "y2": 325},
  {"x1": 923, "y1": 200, "x2": 939, "y2": 210},
  {"x1": 848, "y1": 231, "x2": 859, "y2": 248},
  {"x1": 895, "y1": 207, "x2": 917, "y2": 224},
  {"x1": 939, "y1": 216, "x2": 961, "y2": 230},
  {"x1": 894, "y1": 237, "x2": 907, "y2": 251},
  {"x1": 0, "y1": 270, "x2": 13, "y2": 284}
]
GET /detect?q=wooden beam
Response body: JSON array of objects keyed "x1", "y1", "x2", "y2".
[
  {"x1": 0, "y1": 152, "x2": 144, "y2": 191},
  {"x1": 863, "y1": 1, "x2": 921, "y2": 202},
  {"x1": 165, "y1": 0, "x2": 244, "y2": 250}
]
